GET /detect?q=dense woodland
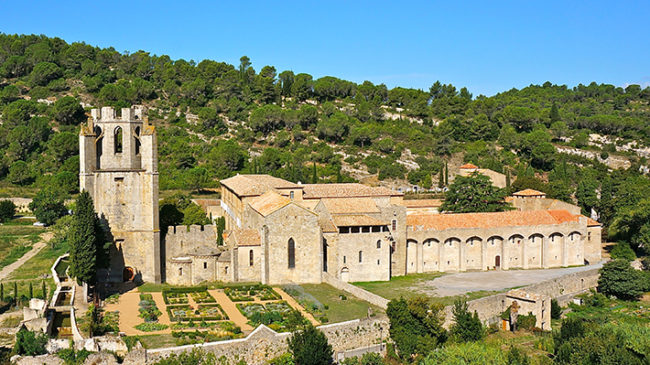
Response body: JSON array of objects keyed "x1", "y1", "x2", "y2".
[{"x1": 0, "y1": 33, "x2": 649, "y2": 250}]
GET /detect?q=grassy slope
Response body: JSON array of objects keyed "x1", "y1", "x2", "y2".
[
  {"x1": 0, "y1": 223, "x2": 45, "y2": 269},
  {"x1": 300, "y1": 283, "x2": 384, "y2": 322}
]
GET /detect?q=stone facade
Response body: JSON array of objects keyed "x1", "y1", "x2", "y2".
[{"x1": 80, "y1": 107, "x2": 160, "y2": 283}]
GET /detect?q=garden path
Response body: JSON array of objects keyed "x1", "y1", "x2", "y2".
[
  {"x1": 208, "y1": 289, "x2": 253, "y2": 332},
  {"x1": 104, "y1": 289, "x2": 170, "y2": 336},
  {"x1": 274, "y1": 287, "x2": 319, "y2": 326},
  {"x1": 0, "y1": 232, "x2": 52, "y2": 281}
]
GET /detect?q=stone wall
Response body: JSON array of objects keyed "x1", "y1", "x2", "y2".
[
  {"x1": 147, "y1": 318, "x2": 388, "y2": 365},
  {"x1": 322, "y1": 272, "x2": 389, "y2": 309}
]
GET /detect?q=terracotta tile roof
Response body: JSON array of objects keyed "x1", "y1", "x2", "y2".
[
  {"x1": 401, "y1": 199, "x2": 443, "y2": 208},
  {"x1": 297, "y1": 200, "x2": 320, "y2": 211},
  {"x1": 232, "y1": 228, "x2": 261, "y2": 246},
  {"x1": 512, "y1": 189, "x2": 546, "y2": 197},
  {"x1": 248, "y1": 191, "x2": 291, "y2": 217},
  {"x1": 586, "y1": 218, "x2": 601, "y2": 227},
  {"x1": 320, "y1": 220, "x2": 338, "y2": 233},
  {"x1": 459, "y1": 163, "x2": 478, "y2": 169},
  {"x1": 407, "y1": 210, "x2": 584, "y2": 230},
  {"x1": 302, "y1": 183, "x2": 402, "y2": 199},
  {"x1": 331, "y1": 215, "x2": 388, "y2": 227},
  {"x1": 217, "y1": 250, "x2": 231, "y2": 262},
  {"x1": 321, "y1": 198, "x2": 380, "y2": 214},
  {"x1": 220, "y1": 174, "x2": 301, "y2": 197}
]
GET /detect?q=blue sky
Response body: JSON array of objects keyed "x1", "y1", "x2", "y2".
[{"x1": 2, "y1": 1, "x2": 649, "y2": 96}]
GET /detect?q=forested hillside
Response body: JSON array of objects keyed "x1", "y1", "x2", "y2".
[{"x1": 1, "y1": 33, "x2": 649, "y2": 239}]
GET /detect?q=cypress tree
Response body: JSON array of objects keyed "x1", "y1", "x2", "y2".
[
  {"x1": 444, "y1": 162, "x2": 449, "y2": 186},
  {"x1": 13, "y1": 282, "x2": 18, "y2": 304},
  {"x1": 0, "y1": 283, "x2": 3, "y2": 301},
  {"x1": 505, "y1": 169, "x2": 511, "y2": 190},
  {"x1": 69, "y1": 191, "x2": 98, "y2": 285},
  {"x1": 42, "y1": 281, "x2": 47, "y2": 300},
  {"x1": 312, "y1": 162, "x2": 318, "y2": 184},
  {"x1": 28, "y1": 283, "x2": 33, "y2": 299}
]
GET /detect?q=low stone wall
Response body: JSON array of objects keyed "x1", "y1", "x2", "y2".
[
  {"x1": 147, "y1": 318, "x2": 388, "y2": 365},
  {"x1": 442, "y1": 267, "x2": 601, "y2": 328},
  {"x1": 322, "y1": 272, "x2": 389, "y2": 309}
]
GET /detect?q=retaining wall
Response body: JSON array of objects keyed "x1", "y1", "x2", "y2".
[
  {"x1": 147, "y1": 318, "x2": 388, "y2": 365},
  {"x1": 322, "y1": 272, "x2": 389, "y2": 309}
]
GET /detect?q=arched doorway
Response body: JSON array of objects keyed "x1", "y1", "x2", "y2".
[
  {"x1": 340, "y1": 267, "x2": 350, "y2": 282},
  {"x1": 123, "y1": 267, "x2": 135, "y2": 282},
  {"x1": 495, "y1": 255, "x2": 501, "y2": 268}
]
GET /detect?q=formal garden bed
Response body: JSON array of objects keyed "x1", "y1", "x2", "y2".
[
  {"x1": 237, "y1": 301, "x2": 299, "y2": 331},
  {"x1": 224, "y1": 284, "x2": 280, "y2": 302},
  {"x1": 189, "y1": 291, "x2": 216, "y2": 303},
  {"x1": 139, "y1": 294, "x2": 162, "y2": 322},
  {"x1": 167, "y1": 304, "x2": 227, "y2": 322},
  {"x1": 162, "y1": 291, "x2": 189, "y2": 305},
  {"x1": 135, "y1": 322, "x2": 169, "y2": 332}
]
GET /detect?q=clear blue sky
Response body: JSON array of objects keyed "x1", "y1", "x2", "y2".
[{"x1": 2, "y1": 1, "x2": 649, "y2": 96}]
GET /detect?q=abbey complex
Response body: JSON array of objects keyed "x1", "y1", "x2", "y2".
[{"x1": 81, "y1": 107, "x2": 602, "y2": 285}]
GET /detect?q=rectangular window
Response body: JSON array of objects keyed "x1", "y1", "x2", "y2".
[
  {"x1": 359, "y1": 251, "x2": 363, "y2": 263},
  {"x1": 203, "y1": 262, "x2": 207, "y2": 269},
  {"x1": 343, "y1": 256, "x2": 346, "y2": 264},
  {"x1": 392, "y1": 220, "x2": 397, "y2": 231}
]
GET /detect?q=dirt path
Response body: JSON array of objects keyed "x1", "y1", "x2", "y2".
[
  {"x1": 208, "y1": 289, "x2": 253, "y2": 332},
  {"x1": 0, "y1": 232, "x2": 52, "y2": 281},
  {"x1": 274, "y1": 287, "x2": 319, "y2": 326}
]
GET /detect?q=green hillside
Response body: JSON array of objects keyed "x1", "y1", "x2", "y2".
[{"x1": 1, "y1": 33, "x2": 649, "y2": 235}]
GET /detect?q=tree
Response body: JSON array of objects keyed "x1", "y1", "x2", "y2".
[
  {"x1": 13, "y1": 328, "x2": 48, "y2": 356},
  {"x1": 287, "y1": 323, "x2": 333, "y2": 365},
  {"x1": 181, "y1": 204, "x2": 210, "y2": 226},
  {"x1": 549, "y1": 102, "x2": 561, "y2": 123},
  {"x1": 441, "y1": 172, "x2": 511, "y2": 213},
  {"x1": 386, "y1": 297, "x2": 447, "y2": 359},
  {"x1": 551, "y1": 299, "x2": 562, "y2": 320},
  {"x1": 0, "y1": 200, "x2": 16, "y2": 223},
  {"x1": 7, "y1": 160, "x2": 33, "y2": 185},
  {"x1": 610, "y1": 198, "x2": 650, "y2": 256},
  {"x1": 29, "y1": 187, "x2": 67, "y2": 226},
  {"x1": 449, "y1": 299, "x2": 485, "y2": 342},
  {"x1": 183, "y1": 167, "x2": 209, "y2": 193},
  {"x1": 53, "y1": 96, "x2": 86, "y2": 125},
  {"x1": 29, "y1": 61, "x2": 62, "y2": 86},
  {"x1": 68, "y1": 191, "x2": 98, "y2": 285},
  {"x1": 598, "y1": 259, "x2": 647, "y2": 300},
  {"x1": 216, "y1": 216, "x2": 225, "y2": 245}
]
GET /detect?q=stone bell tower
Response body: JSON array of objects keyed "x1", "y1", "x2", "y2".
[{"x1": 79, "y1": 106, "x2": 161, "y2": 283}]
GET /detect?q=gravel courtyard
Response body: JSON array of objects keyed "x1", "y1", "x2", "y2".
[{"x1": 421, "y1": 263, "x2": 604, "y2": 297}]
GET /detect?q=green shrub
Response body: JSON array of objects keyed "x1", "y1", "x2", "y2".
[
  {"x1": 516, "y1": 312, "x2": 536, "y2": 330},
  {"x1": 610, "y1": 242, "x2": 637, "y2": 261},
  {"x1": 13, "y1": 328, "x2": 48, "y2": 356},
  {"x1": 551, "y1": 299, "x2": 562, "y2": 320}
]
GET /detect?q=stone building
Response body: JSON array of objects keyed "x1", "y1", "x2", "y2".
[
  {"x1": 80, "y1": 108, "x2": 601, "y2": 285},
  {"x1": 80, "y1": 107, "x2": 161, "y2": 283}
]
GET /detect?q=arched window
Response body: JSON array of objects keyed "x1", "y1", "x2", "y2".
[
  {"x1": 179, "y1": 267, "x2": 183, "y2": 276},
  {"x1": 114, "y1": 127, "x2": 123, "y2": 154},
  {"x1": 288, "y1": 238, "x2": 295, "y2": 268},
  {"x1": 359, "y1": 251, "x2": 363, "y2": 263},
  {"x1": 134, "y1": 126, "x2": 141, "y2": 155},
  {"x1": 376, "y1": 240, "x2": 381, "y2": 249},
  {"x1": 95, "y1": 126, "x2": 103, "y2": 168},
  {"x1": 249, "y1": 249, "x2": 254, "y2": 266}
]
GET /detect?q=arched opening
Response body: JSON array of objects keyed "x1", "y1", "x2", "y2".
[
  {"x1": 288, "y1": 238, "x2": 295, "y2": 268},
  {"x1": 94, "y1": 126, "x2": 103, "y2": 169},
  {"x1": 340, "y1": 267, "x2": 350, "y2": 282},
  {"x1": 123, "y1": 267, "x2": 135, "y2": 282},
  {"x1": 134, "y1": 126, "x2": 141, "y2": 155},
  {"x1": 114, "y1": 127, "x2": 123, "y2": 154}
]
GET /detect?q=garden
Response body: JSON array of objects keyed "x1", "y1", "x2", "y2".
[
  {"x1": 167, "y1": 304, "x2": 227, "y2": 322},
  {"x1": 237, "y1": 300, "x2": 302, "y2": 331},
  {"x1": 171, "y1": 322, "x2": 243, "y2": 345},
  {"x1": 136, "y1": 294, "x2": 168, "y2": 332},
  {"x1": 224, "y1": 284, "x2": 280, "y2": 302}
]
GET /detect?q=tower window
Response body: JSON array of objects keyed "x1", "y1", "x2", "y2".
[
  {"x1": 179, "y1": 267, "x2": 182, "y2": 276},
  {"x1": 203, "y1": 262, "x2": 207, "y2": 269},
  {"x1": 134, "y1": 126, "x2": 141, "y2": 155},
  {"x1": 249, "y1": 249, "x2": 254, "y2": 266},
  {"x1": 288, "y1": 238, "x2": 295, "y2": 268},
  {"x1": 377, "y1": 240, "x2": 381, "y2": 249},
  {"x1": 114, "y1": 127, "x2": 123, "y2": 154},
  {"x1": 359, "y1": 251, "x2": 363, "y2": 263},
  {"x1": 343, "y1": 256, "x2": 346, "y2": 264}
]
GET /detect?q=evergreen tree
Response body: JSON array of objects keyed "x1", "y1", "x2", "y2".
[
  {"x1": 288, "y1": 324, "x2": 333, "y2": 365},
  {"x1": 441, "y1": 172, "x2": 512, "y2": 213},
  {"x1": 42, "y1": 281, "x2": 47, "y2": 300},
  {"x1": 216, "y1": 217, "x2": 225, "y2": 245},
  {"x1": 549, "y1": 102, "x2": 561, "y2": 123},
  {"x1": 312, "y1": 162, "x2": 318, "y2": 184},
  {"x1": 450, "y1": 298, "x2": 485, "y2": 342},
  {"x1": 505, "y1": 169, "x2": 511, "y2": 190},
  {"x1": 28, "y1": 283, "x2": 33, "y2": 299},
  {"x1": 13, "y1": 282, "x2": 17, "y2": 304},
  {"x1": 69, "y1": 191, "x2": 98, "y2": 285},
  {"x1": 0, "y1": 283, "x2": 3, "y2": 301},
  {"x1": 438, "y1": 167, "x2": 444, "y2": 188},
  {"x1": 444, "y1": 162, "x2": 449, "y2": 186}
]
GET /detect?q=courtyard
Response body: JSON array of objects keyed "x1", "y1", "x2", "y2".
[{"x1": 354, "y1": 263, "x2": 604, "y2": 302}]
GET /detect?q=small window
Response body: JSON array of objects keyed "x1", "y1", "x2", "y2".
[
  {"x1": 249, "y1": 250, "x2": 254, "y2": 266},
  {"x1": 359, "y1": 251, "x2": 363, "y2": 263},
  {"x1": 377, "y1": 240, "x2": 381, "y2": 249},
  {"x1": 225, "y1": 266, "x2": 228, "y2": 274},
  {"x1": 290, "y1": 191, "x2": 294, "y2": 200},
  {"x1": 179, "y1": 267, "x2": 183, "y2": 276},
  {"x1": 203, "y1": 262, "x2": 207, "y2": 269},
  {"x1": 377, "y1": 259, "x2": 380, "y2": 265},
  {"x1": 343, "y1": 256, "x2": 346, "y2": 264},
  {"x1": 391, "y1": 220, "x2": 397, "y2": 231}
]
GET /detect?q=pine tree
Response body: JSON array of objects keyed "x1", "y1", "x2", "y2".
[
  {"x1": 69, "y1": 191, "x2": 98, "y2": 285},
  {"x1": 550, "y1": 102, "x2": 561, "y2": 122},
  {"x1": 28, "y1": 283, "x2": 33, "y2": 299}
]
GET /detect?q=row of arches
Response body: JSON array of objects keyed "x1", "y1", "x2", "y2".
[
  {"x1": 94, "y1": 125, "x2": 141, "y2": 168},
  {"x1": 406, "y1": 231, "x2": 584, "y2": 273}
]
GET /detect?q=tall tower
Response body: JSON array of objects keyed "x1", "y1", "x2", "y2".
[{"x1": 79, "y1": 106, "x2": 161, "y2": 283}]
